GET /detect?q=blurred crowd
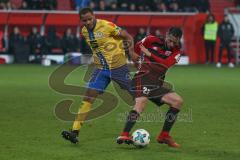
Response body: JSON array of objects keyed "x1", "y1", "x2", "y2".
[
  {"x1": 0, "y1": 0, "x2": 210, "y2": 12},
  {"x1": 235, "y1": 0, "x2": 240, "y2": 8},
  {"x1": 0, "y1": 0, "x2": 57, "y2": 10},
  {"x1": 74, "y1": 0, "x2": 210, "y2": 12}
]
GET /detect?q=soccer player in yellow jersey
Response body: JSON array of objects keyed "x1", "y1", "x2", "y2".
[{"x1": 61, "y1": 8, "x2": 136, "y2": 143}]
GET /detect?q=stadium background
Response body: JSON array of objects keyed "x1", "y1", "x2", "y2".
[{"x1": 0, "y1": 0, "x2": 240, "y2": 160}]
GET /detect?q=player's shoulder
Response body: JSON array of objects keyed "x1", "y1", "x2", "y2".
[
  {"x1": 142, "y1": 35, "x2": 165, "y2": 44},
  {"x1": 97, "y1": 19, "x2": 117, "y2": 28}
]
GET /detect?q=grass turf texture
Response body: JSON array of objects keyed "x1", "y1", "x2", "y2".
[{"x1": 0, "y1": 64, "x2": 239, "y2": 160}]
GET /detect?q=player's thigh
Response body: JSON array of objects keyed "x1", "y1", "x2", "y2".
[
  {"x1": 111, "y1": 65, "x2": 131, "y2": 90},
  {"x1": 161, "y1": 92, "x2": 183, "y2": 109}
]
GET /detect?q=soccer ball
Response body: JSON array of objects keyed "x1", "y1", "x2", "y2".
[{"x1": 132, "y1": 129, "x2": 150, "y2": 147}]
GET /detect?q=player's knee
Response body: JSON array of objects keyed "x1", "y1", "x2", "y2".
[
  {"x1": 83, "y1": 89, "x2": 99, "y2": 103},
  {"x1": 172, "y1": 97, "x2": 183, "y2": 109},
  {"x1": 134, "y1": 107, "x2": 144, "y2": 113},
  {"x1": 133, "y1": 103, "x2": 145, "y2": 113},
  {"x1": 83, "y1": 97, "x2": 95, "y2": 103},
  {"x1": 134, "y1": 97, "x2": 148, "y2": 113}
]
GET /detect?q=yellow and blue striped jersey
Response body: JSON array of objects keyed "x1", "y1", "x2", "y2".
[{"x1": 81, "y1": 19, "x2": 127, "y2": 69}]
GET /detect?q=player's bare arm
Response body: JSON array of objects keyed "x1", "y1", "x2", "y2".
[
  {"x1": 139, "y1": 44, "x2": 152, "y2": 57},
  {"x1": 119, "y1": 30, "x2": 139, "y2": 62}
]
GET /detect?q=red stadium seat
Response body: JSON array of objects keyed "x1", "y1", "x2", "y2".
[
  {"x1": 0, "y1": 13, "x2": 8, "y2": 25},
  {"x1": 45, "y1": 13, "x2": 80, "y2": 38},
  {"x1": 45, "y1": 13, "x2": 79, "y2": 26},
  {"x1": 116, "y1": 15, "x2": 151, "y2": 27},
  {"x1": 150, "y1": 16, "x2": 185, "y2": 27},
  {"x1": 95, "y1": 14, "x2": 116, "y2": 22},
  {"x1": 8, "y1": 12, "x2": 44, "y2": 25},
  {"x1": 7, "y1": 13, "x2": 44, "y2": 37}
]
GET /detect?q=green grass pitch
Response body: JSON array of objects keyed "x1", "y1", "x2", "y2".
[{"x1": 0, "y1": 64, "x2": 239, "y2": 160}]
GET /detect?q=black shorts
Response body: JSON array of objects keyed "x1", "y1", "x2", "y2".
[{"x1": 131, "y1": 71, "x2": 174, "y2": 106}]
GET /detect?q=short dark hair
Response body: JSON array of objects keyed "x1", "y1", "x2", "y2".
[
  {"x1": 168, "y1": 27, "x2": 182, "y2": 39},
  {"x1": 79, "y1": 7, "x2": 94, "y2": 17}
]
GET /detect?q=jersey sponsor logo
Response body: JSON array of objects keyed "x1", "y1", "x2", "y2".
[
  {"x1": 165, "y1": 51, "x2": 172, "y2": 56},
  {"x1": 95, "y1": 31, "x2": 104, "y2": 38}
]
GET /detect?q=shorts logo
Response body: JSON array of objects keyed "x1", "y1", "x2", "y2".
[{"x1": 143, "y1": 87, "x2": 150, "y2": 95}]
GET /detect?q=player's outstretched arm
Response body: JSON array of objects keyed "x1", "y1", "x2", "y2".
[
  {"x1": 139, "y1": 43, "x2": 180, "y2": 68},
  {"x1": 119, "y1": 30, "x2": 138, "y2": 62},
  {"x1": 139, "y1": 44, "x2": 152, "y2": 57}
]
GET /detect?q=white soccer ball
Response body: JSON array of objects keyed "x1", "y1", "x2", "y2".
[{"x1": 132, "y1": 129, "x2": 150, "y2": 147}]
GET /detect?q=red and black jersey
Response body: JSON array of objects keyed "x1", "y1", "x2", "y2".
[{"x1": 134, "y1": 35, "x2": 181, "y2": 77}]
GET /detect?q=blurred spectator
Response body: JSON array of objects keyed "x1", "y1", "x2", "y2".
[
  {"x1": 134, "y1": 28, "x2": 146, "y2": 43},
  {"x1": 195, "y1": 0, "x2": 210, "y2": 13},
  {"x1": 129, "y1": 3, "x2": 136, "y2": 12},
  {"x1": 0, "y1": 0, "x2": 8, "y2": 9},
  {"x1": 9, "y1": 26, "x2": 30, "y2": 63},
  {"x1": 119, "y1": 2, "x2": 128, "y2": 11},
  {"x1": 0, "y1": 30, "x2": 6, "y2": 52},
  {"x1": 137, "y1": 5, "x2": 145, "y2": 12},
  {"x1": 74, "y1": 0, "x2": 90, "y2": 10},
  {"x1": 138, "y1": 0, "x2": 155, "y2": 11},
  {"x1": 156, "y1": 2, "x2": 168, "y2": 12},
  {"x1": 202, "y1": 14, "x2": 218, "y2": 64},
  {"x1": 109, "y1": 2, "x2": 118, "y2": 11},
  {"x1": 89, "y1": 1, "x2": 97, "y2": 10},
  {"x1": 144, "y1": 5, "x2": 151, "y2": 11},
  {"x1": 61, "y1": 28, "x2": 80, "y2": 54},
  {"x1": 45, "y1": 27, "x2": 61, "y2": 54},
  {"x1": 26, "y1": 0, "x2": 42, "y2": 10},
  {"x1": 27, "y1": 26, "x2": 44, "y2": 55},
  {"x1": 97, "y1": 0, "x2": 106, "y2": 11},
  {"x1": 169, "y1": 2, "x2": 182, "y2": 12},
  {"x1": 235, "y1": 0, "x2": 240, "y2": 8},
  {"x1": 42, "y1": 0, "x2": 57, "y2": 10},
  {"x1": 4, "y1": 1, "x2": 15, "y2": 10},
  {"x1": 180, "y1": 0, "x2": 197, "y2": 12},
  {"x1": 154, "y1": 29, "x2": 162, "y2": 38},
  {"x1": 104, "y1": 0, "x2": 117, "y2": 6},
  {"x1": 20, "y1": 0, "x2": 30, "y2": 10},
  {"x1": 9, "y1": 26, "x2": 24, "y2": 54},
  {"x1": 216, "y1": 15, "x2": 235, "y2": 68}
]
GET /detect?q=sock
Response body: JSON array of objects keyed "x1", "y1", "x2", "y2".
[
  {"x1": 72, "y1": 101, "x2": 92, "y2": 132},
  {"x1": 162, "y1": 107, "x2": 179, "y2": 133},
  {"x1": 123, "y1": 110, "x2": 140, "y2": 133}
]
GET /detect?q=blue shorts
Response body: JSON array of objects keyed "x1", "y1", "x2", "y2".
[{"x1": 87, "y1": 65, "x2": 131, "y2": 93}]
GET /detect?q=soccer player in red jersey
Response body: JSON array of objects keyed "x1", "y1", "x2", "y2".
[{"x1": 117, "y1": 27, "x2": 183, "y2": 148}]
